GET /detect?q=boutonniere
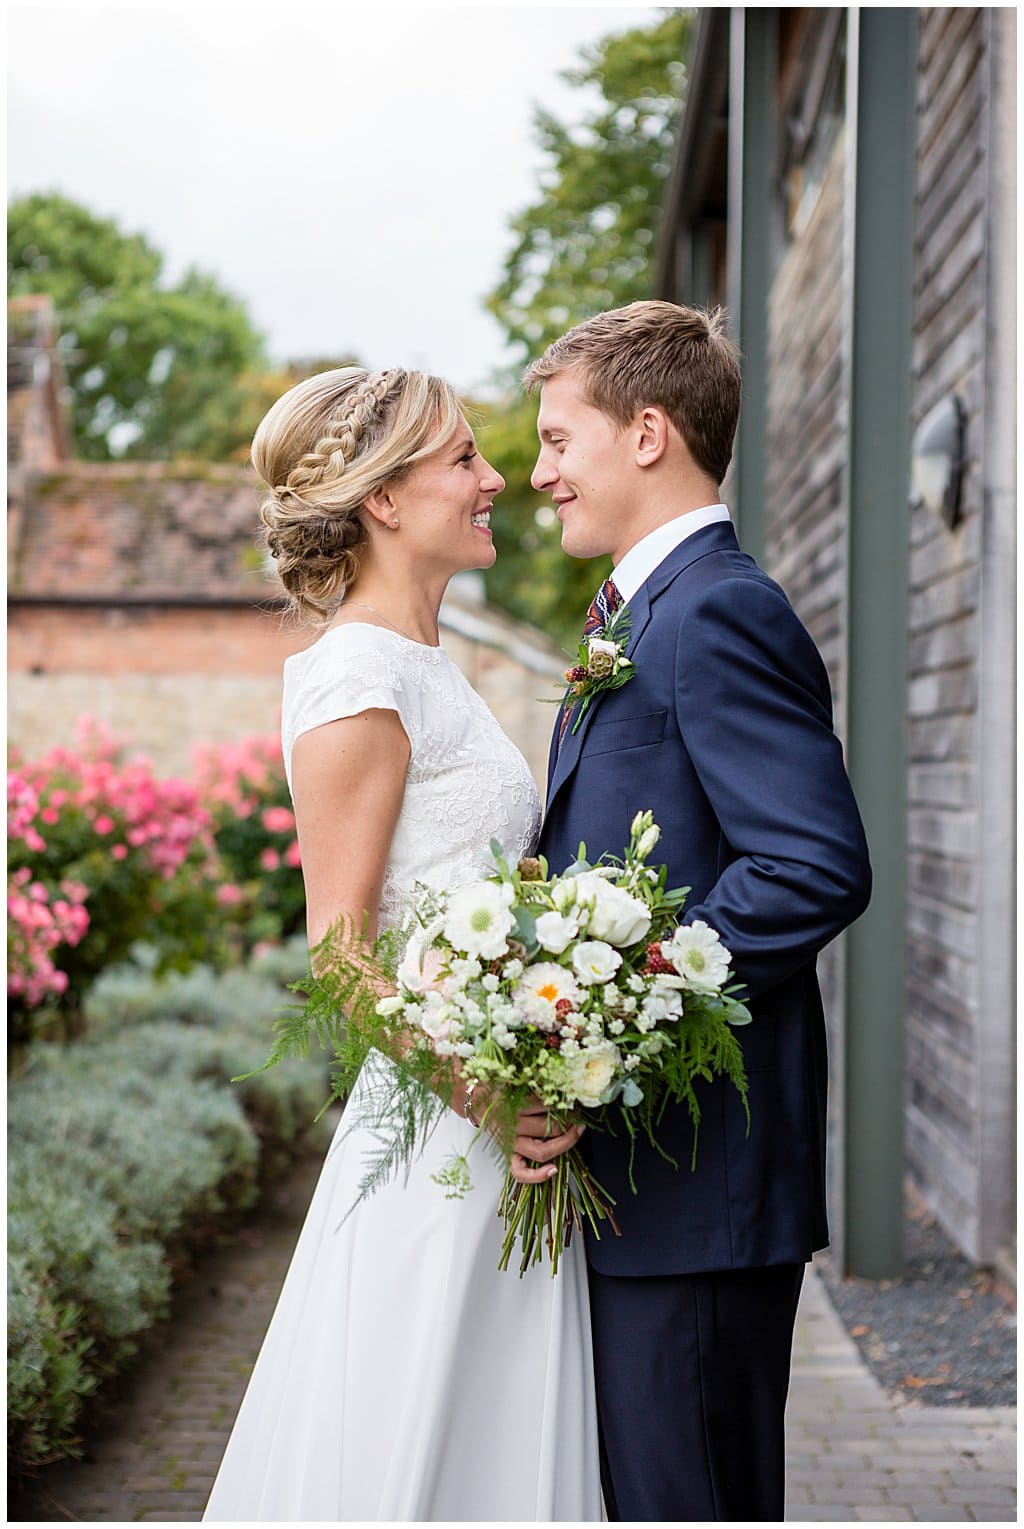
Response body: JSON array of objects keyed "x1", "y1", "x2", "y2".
[{"x1": 558, "y1": 603, "x2": 635, "y2": 734}]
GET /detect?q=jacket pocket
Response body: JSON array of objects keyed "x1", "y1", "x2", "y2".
[{"x1": 585, "y1": 708, "x2": 668, "y2": 757}]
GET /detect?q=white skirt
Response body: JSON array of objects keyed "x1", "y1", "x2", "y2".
[{"x1": 203, "y1": 1060, "x2": 602, "y2": 1522}]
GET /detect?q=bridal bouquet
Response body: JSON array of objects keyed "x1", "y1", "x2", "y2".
[{"x1": 249, "y1": 813, "x2": 751, "y2": 1274}]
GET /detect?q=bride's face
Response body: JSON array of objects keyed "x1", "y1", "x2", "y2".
[{"x1": 385, "y1": 415, "x2": 505, "y2": 575}]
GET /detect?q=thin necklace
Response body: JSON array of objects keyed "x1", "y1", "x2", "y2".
[{"x1": 341, "y1": 600, "x2": 424, "y2": 645}]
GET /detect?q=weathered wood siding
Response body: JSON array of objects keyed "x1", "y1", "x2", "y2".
[
  {"x1": 905, "y1": 7, "x2": 988, "y2": 1252},
  {"x1": 763, "y1": 131, "x2": 849, "y2": 1226}
]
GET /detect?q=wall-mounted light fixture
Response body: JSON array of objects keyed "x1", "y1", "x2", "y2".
[{"x1": 911, "y1": 394, "x2": 966, "y2": 530}]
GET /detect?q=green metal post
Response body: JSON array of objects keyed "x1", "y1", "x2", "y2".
[
  {"x1": 726, "y1": 8, "x2": 776, "y2": 564},
  {"x1": 842, "y1": 7, "x2": 917, "y2": 1278}
]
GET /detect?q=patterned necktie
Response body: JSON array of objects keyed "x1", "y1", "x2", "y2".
[{"x1": 558, "y1": 577, "x2": 623, "y2": 750}]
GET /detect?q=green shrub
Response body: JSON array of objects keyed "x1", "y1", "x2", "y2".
[
  {"x1": 84, "y1": 958, "x2": 287, "y2": 1033},
  {"x1": 8, "y1": 955, "x2": 330, "y2": 1476},
  {"x1": 7, "y1": 1246, "x2": 97, "y2": 1470}
]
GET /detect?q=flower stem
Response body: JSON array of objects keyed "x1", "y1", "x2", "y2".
[{"x1": 497, "y1": 1148, "x2": 619, "y2": 1275}]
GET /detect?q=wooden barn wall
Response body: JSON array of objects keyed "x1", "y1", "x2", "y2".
[
  {"x1": 762, "y1": 130, "x2": 849, "y2": 1226},
  {"x1": 904, "y1": 6, "x2": 989, "y2": 1254}
]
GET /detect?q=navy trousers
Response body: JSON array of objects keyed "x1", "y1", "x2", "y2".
[{"x1": 588, "y1": 1262, "x2": 805, "y2": 1521}]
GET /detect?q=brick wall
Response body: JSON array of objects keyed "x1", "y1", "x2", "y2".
[
  {"x1": 904, "y1": 6, "x2": 989, "y2": 1253},
  {"x1": 8, "y1": 603, "x2": 563, "y2": 792}
]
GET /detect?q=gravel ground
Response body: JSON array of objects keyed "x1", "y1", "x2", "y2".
[{"x1": 815, "y1": 1184, "x2": 1016, "y2": 1407}]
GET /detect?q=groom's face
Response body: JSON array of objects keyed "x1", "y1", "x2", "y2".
[{"x1": 531, "y1": 371, "x2": 636, "y2": 562}]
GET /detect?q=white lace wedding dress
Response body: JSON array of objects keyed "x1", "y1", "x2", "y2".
[{"x1": 203, "y1": 624, "x2": 601, "y2": 1523}]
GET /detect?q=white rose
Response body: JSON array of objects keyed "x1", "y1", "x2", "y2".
[
  {"x1": 641, "y1": 987, "x2": 683, "y2": 1024},
  {"x1": 565, "y1": 1040, "x2": 622, "y2": 1107},
  {"x1": 573, "y1": 871, "x2": 651, "y2": 948},
  {"x1": 396, "y1": 919, "x2": 446, "y2": 994},
  {"x1": 572, "y1": 940, "x2": 622, "y2": 986},
  {"x1": 534, "y1": 909, "x2": 580, "y2": 955},
  {"x1": 419, "y1": 990, "x2": 454, "y2": 1041}
]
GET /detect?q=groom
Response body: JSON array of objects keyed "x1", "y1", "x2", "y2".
[{"x1": 514, "y1": 300, "x2": 872, "y2": 1521}]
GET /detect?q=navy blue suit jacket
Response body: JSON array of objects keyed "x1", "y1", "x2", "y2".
[{"x1": 538, "y1": 522, "x2": 871, "y2": 1277}]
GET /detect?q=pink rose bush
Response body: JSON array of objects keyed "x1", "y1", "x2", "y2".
[
  {"x1": 192, "y1": 735, "x2": 305, "y2": 948},
  {"x1": 7, "y1": 719, "x2": 221, "y2": 1036}
]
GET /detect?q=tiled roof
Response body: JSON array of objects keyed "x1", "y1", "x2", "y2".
[{"x1": 10, "y1": 463, "x2": 273, "y2": 603}]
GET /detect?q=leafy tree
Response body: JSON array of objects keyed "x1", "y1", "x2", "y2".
[
  {"x1": 486, "y1": 9, "x2": 690, "y2": 363},
  {"x1": 480, "y1": 10, "x2": 690, "y2": 642},
  {"x1": 8, "y1": 192, "x2": 267, "y2": 461}
]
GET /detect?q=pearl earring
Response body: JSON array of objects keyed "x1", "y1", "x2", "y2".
[{"x1": 391, "y1": 518, "x2": 400, "y2": 528}]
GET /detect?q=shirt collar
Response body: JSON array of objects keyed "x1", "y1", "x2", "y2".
[{"x1": 611, "y1": 504, "x2": 732, "y2": 605}]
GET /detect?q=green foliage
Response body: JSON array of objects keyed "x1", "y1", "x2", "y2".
[
  {"x1": 485, "y1": 10, "x2": 690, "y2": 363},
  {"x1": 7, "y1": 1248, "x2": 96, "y2": 1470},
  {"x1": 7, "y1": 192, "x2": 266, "y2": 460},
  {"x1": 477, "y1": 11, "x2": 689, "y2": 643},
  {"x1": 8, "y1": 954, "x2": 329, "y2": 1475}
]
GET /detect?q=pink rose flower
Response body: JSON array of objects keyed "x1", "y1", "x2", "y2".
[{"x1": 261, "y1": 805, "x2": 295, "y2": 834}]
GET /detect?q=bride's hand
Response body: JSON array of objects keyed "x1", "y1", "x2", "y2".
[{"x1": 509, "y1": 1098, "x2": 585, "y2": 1185}]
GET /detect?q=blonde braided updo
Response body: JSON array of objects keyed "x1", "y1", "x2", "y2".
[{"x1": 254, "y1": 366, "x2": 462, "y2": 624}]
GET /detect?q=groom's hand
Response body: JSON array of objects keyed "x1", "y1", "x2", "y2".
[{"x1": 509, "y1": 1099, "x2": 585, "y2": 1184}]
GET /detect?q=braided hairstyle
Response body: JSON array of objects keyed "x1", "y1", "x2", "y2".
[{"x1": 254, "y1": 366, "x2": 462, "y2": 624}]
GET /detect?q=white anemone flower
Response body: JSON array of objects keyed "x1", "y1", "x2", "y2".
[
  {"x1": 518, "y1": 962, "x2": 581, "y2": 1029},
  {"x1": 443, "y1": 880, "x2": 516, "y2": 960},
  {"x1": 572, "y1": 940, "x2": 622, "y2": 986},
  {"x1": 662, "y1": 919, "x2": 732, "y2": 993}
]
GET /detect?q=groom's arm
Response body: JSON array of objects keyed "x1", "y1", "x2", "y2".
[{"x1": 674, "y1": 576, "x2": 871, "y2": 1000}]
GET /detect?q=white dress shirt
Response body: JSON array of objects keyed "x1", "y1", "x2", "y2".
[{"x1": 611, "y1": 504, "x2": 732, "y2": 604}]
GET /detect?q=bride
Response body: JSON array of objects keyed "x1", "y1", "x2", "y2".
[{"x1": 203, "y1": 366, "x2": 602, "y2": 1522}]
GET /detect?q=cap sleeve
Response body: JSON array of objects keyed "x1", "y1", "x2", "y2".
[{"x1": 281, "y1": 628, "x2": 413, "y2": 790}]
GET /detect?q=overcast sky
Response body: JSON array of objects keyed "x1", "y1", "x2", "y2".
[{"x1": 9, "y1": 4, "x2": 665, "y2": 395}]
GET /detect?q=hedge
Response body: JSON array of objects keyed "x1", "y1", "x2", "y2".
[{"x1": 8, "y1": 951, "x2": 326, "y2": 1476}]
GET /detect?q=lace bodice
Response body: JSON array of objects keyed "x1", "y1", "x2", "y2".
[{"x1": 281, "y1": 623, "x2": 542, "y2": 931}]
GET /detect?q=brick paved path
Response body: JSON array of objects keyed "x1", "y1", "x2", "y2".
[
  {"x1": 787, "y1": 1270, "x2": 1016, "y2": 1521},
  {"x1": 10, "y1": 1146, "x2": 1017, "y2": 1524}
]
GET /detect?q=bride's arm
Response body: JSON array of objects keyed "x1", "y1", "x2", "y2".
[
  {"x1": 290, "y1": 706, "x2": 476, "y2": 1122},
  {"x1": 291, "y1": 707, "x2": 408, "y2": 952}
]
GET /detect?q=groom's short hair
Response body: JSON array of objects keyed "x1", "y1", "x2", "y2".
[{"x1": 523, "y1": 300, "x2": 741, "y2": 486}]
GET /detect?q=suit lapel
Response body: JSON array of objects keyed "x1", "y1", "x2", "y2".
[{"x1": 544, "y1": 521, "x2": 740, "y2": 812}]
